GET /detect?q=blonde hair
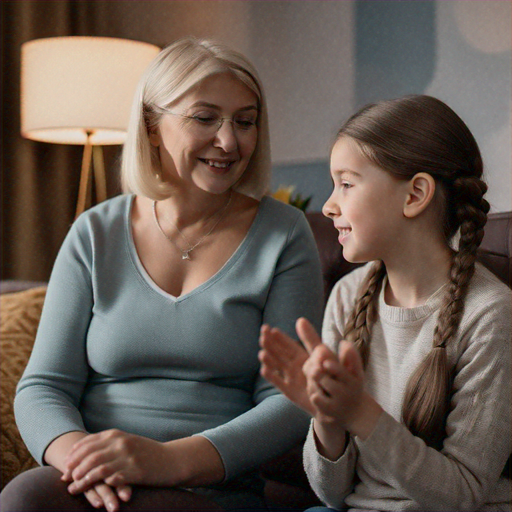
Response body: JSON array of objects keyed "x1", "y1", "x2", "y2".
[
  {"x1": 339, "y1": 95, "x2": 490, "y2": 450},
  {"x1": 121, "y1": 37, "x2": 271, "y2": 200}
]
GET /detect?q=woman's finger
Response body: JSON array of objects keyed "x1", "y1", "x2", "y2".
[
  {"x1": 69, "y1": 460, "x2": 119, "y2": 494},
  {"x1": 83, "y1": 487, "x2": 104, "y2": 509},
  {"x1": 70, "y1": 448, "x2": 111, "y2": 483},
  {"x1": 91, "y1": 482, "x2": 120, "y2": 512},
  {"x1": 116, "y1": 484, "x2": 132, "y2": 503},
  {"x1": 65, "y1": 435, "x2": 106, "y2": 473}
]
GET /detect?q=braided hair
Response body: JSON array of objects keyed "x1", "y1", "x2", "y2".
[{"x1": 339, "y1": 95, "x2": 490, "y2": 449}]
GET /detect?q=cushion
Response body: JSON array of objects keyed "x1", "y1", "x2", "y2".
[{"x1": 0, "y1": 286, "x2": 46, "y2": 488}]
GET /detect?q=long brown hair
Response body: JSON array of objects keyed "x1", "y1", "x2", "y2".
[{"x1": 340, "y1": 95, "x2": 490, "y2": 450}]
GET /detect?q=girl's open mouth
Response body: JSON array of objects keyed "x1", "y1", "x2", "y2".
[{"x1": 338, "y1": 227, "x2": 352, "y2": 243}]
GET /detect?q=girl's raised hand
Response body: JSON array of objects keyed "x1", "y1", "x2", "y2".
[
  {"x1": 306, "y1": 340, "x2": 382, "y2": 443},
  {"x1": 259, "y1": 317, "x2": 337, "y2": 416},
  {"x1": 259, "y1": 319, "x2": 321, "y2": 415},
  {"x1": 304, "y1": 340, "x2": 364, "y2": 428}
]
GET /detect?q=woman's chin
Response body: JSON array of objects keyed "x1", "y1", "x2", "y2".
[{"x1": 193, "y1": 172, "x2": 244, "y2": 196}]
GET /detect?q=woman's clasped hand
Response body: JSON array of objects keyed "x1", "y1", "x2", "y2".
[
  {"x1": 62, "y1": 431, "x2": 223, "y2": 495},
  {"x1": 61, "y1": 430, "x2": 169, "y2": 492}
]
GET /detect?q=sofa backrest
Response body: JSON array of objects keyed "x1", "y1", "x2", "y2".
[
  {"x1": 306, "y1": 211, "x2": 512, "y2": 303},
  {"x1": 477, "y1": 211, "x2": 511, "y2": 286}
]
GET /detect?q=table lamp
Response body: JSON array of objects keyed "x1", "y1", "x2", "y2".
[{"x1": 20, "y1": 36, "x2": 160, "y2": 217}]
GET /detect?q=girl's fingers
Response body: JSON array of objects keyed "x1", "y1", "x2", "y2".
[
  {"x1": 295, "y1": 317, "x2": 322, "y2": 353},
  {"x1": 338, "y1": 340, "x2": 364, "y2": 378},
  {"x1": 317, "y1": 373, "x2": 345, "y2": 398},
  {"x1": 303, "y1": 345, "x2": 338, "y2": 380},
  {"x1": 258, "y1": 345, "x2": 280, "y2": 372},
  {"x1": 310, "y1": 387, "x2": 332, "y2": 410},
  {"x1": 260, "y1": 325, "x2": 302, "y2": 361},
  {"x1": 260, "y1": 360, "x2": 287, "y2": 390}
]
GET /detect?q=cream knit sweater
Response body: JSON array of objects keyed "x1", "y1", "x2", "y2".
[{"x1": 303, "y1": 263, "x2": 511, "y2": 511}]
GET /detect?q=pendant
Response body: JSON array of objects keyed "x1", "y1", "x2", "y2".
[{"x1": 182, "y1": 250, "x2": 191, "y2": 260}]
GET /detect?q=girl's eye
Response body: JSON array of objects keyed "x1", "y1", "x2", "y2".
[{"x1": 341, "y1": 181, "x2": 353, "y2": 189}]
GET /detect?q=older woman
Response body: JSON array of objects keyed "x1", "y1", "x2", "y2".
[{"x1": 0, "y1": 38, "x2": 323, "y2": 511}]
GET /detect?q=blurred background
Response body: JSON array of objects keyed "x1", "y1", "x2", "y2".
[{"x1": 1, "y1": 0, "x2": 511, "y2": 281}]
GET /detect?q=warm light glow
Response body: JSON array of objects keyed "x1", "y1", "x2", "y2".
[{"x1": 21, "y1": 36, "x2": 160, "y2": 145}]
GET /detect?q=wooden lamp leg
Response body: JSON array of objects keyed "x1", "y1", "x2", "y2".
[
  {"x1": 75, "y1": 131, "x2": 93, "y2": 219},
  {"x1": 93, "y1": 145, "x2": 107, "y2": 204}
]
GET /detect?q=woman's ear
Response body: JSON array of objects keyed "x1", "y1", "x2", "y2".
[
  {"x1": 403, "y1": 172, "x2": 436, "y2": 218},
  {"x1": 148, "y1": 129, "x2": 160, "y2": 147}
]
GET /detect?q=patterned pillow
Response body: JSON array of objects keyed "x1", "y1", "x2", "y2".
[{"x1": 0, "y1": 286, "x2": 46, "y2": 488}]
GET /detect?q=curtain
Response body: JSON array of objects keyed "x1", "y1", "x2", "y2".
[{"x1": 1, "y1": 1, "x2": 122, "y2": 281}]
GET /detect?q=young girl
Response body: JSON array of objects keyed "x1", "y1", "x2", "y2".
[{"x1": 259, "y1": 95, "x2": 511, "y2": 511}]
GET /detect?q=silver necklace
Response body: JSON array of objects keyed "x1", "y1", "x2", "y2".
[{"x1": 152, "y1": 192, "x2": 233, "y2": 261}]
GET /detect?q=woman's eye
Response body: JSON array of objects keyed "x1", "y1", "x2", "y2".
[
  {"x1": 234, "y1": 117, "x2": 257, "y2": 130},
  {"x1": 191, "y1": 113, "x2": 218, "y2": 125}
]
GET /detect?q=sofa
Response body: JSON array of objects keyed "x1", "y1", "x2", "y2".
[{"x1": 1, "y1": 210, "x2": 510, "y2": 510}]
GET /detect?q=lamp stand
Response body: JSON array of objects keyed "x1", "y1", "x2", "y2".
[{"x1": 75, "y1": 131, "x2": 107, "y2": 219}]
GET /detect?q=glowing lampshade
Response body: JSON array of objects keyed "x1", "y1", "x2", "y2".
[
  {"x1": 21, "y1": 36, "x2": 160, "y2": 145},
  {"x1": 20, "y1": 37, "x2": 160, "y2": 216}
]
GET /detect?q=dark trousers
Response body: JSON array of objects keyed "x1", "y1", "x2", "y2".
[{"x1": 0, "y1": 467, "x2": 267, "y2": 511}]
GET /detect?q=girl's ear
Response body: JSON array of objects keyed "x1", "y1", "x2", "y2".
[{"x1": 403, "y1": 172, "x2": 436, "y2": 218}]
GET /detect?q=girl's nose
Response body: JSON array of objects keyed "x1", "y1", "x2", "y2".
[
  {"x1": 213, "y1": 120, "x2": 237, "y2": 153},
  {"x1": 322, "y1": 191, "x2": 340, "y2": 219}
]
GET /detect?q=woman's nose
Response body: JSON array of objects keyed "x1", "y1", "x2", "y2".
[{"x1": 213, "y1": 120, "x2": 237, "y2": 153}]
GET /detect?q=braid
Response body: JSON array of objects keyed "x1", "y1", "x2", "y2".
[
  {"x1": 402, "y1": 176, "x2": 490, "y2": 450},
  {"x1": 344, "y1": 261, "x2": 386, "y2": 368},
  {"x1": 434, "y1": 177, "x2": 490, "y2": 346}
]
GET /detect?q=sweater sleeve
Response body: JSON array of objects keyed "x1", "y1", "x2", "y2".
[
  {"x1": 14, "y1": 216, "x2": 94, "y2": 464},
  {"x1": 302, "y1": 272, "x2": 361, "y2": 509},
  {"x1": 349, "y1": 294, "x2": 512, "y2": 511},
  {"x1": 200, "y1": 212, "x2": 324, "y2": 480},
  {"x1": 303, "y1": 420, "x2": 358, "y2": 509}
]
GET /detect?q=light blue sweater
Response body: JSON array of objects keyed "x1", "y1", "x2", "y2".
[{"x1": 15, "y1": 194, "x2": 324, "y2": 480}]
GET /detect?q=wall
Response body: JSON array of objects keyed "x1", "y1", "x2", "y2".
[
  {"x1": 273, "y1": 0, "x2": 511, "y2": 213},
  {"x1": 426, "y1": 0, "x2": 511, "y2": 213},
  {"x1": 11, "y1": 0, "x2": 511, "y2": 213}
]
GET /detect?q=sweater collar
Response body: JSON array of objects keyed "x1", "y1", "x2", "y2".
[{"x1": 378, "y1": 275, "x2": 448, "y2": 323}]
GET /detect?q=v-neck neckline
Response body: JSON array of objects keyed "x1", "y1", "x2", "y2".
[{"x1": 126, "y1": 194, "x2": 268, "y2": 303}]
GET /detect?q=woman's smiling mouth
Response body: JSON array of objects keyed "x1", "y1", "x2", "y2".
[{"x1": 199, "y1": 158, "x2": 235, "y2": 171}]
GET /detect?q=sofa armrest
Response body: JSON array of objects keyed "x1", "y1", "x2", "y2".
[{"x1": 0, "y1": 286, "x2": 46, "y2": 488}]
